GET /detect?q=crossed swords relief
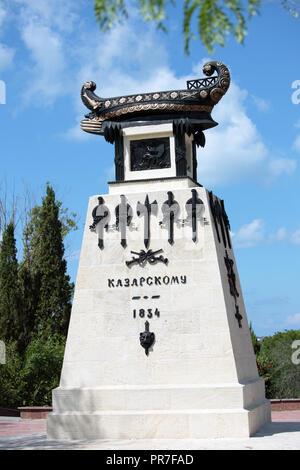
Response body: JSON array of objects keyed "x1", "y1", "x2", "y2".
[{"x1": 90, "y1": 190, "x2": 204, "y2": 250}]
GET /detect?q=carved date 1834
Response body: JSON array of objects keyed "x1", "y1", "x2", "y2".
[{"x1": 133, "y1": 308, "x2": 160, "y2": 319}]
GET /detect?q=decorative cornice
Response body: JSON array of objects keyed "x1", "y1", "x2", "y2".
[{"x1": 81, "y1": 103, "x2": 213, "y2": 135}]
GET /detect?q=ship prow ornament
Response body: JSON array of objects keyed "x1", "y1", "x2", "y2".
[{"x1": 48, "y1": 59, "x2": 270, "y2": 441}]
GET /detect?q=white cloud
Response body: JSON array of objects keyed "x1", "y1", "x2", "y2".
[
  {"x1": 0, "y1": 43, "x2": 14, "y2": 70},
  {"x1": 0, "y1": 4, "x2": 7, "y2": 28},
  {"x1": 6, "y1": 0, "x2": 81, "y2": 104},
  {"x1": 232, "y1": 219, "x2": 300, "y2": 248},
  {"x1": 232, "y1": 219, "x2": 265, "y2": 248},
  {"x1": 286, "y1": 313, "x2": 300, "y2": 325},
  {"x1": 75, "y1": 22, "x2": 173, "y2": 98},
  {"x1": 20, "y1": 22, "x2": 66, "y2": 104},
  {"x1": 267, "y1": 157, "x2": 297, "y2": 179},
  {"x1": 0, "y1": 4, "x2": 15, "y2": 70},
  {"x1": 15, "y1": 0, "x2": 78, "y2": 33},
  {"x1": 292, "y1": 135, "x2": 300, "y2": 153},
  {"x1": 63, "y1": 123, "x2": 92, "y2": 141},
  {"x1": 291, "y1": 226, "x2": 300, "y2": 245},
  {"x1": 197, "y1": 83, "x2": 267, "y2": 185},
  {"x1": 196, "y1": 82, "x2": 297, "y2": 186},
  {"x1": 251, "y1": 95, "x2": 271, "y2": 112},
  {"x1": 268, "y1": 227, "x2": 287, "y2": 243}
]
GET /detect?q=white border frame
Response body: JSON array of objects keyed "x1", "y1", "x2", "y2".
[{"x1": 123, "y1": 123, "x2": 176, "y2": 181}]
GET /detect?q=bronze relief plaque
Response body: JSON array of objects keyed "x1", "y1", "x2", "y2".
[{"x1": 130, "y1": 137, "x2": 171, "y2": 171}]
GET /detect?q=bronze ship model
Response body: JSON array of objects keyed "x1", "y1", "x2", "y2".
[{"x1": 80, "y1": 60, "x2": 230, "y2": 144}]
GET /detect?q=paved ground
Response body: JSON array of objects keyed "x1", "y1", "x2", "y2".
[{"x1": 0, "y1": 411, "x2": 300, "y2": 450}]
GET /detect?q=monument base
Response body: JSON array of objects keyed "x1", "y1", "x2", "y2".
[
  {"x1": 47, "y1": 181, "x2": 271, "y2": 440},
  {"x1": 47, "y1": 379, "x2": 270, "y2": 439}
]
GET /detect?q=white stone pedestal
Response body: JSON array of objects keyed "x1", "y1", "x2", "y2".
[{"x1": 47, "y1": 177, "x2": 270, "y2": 440}]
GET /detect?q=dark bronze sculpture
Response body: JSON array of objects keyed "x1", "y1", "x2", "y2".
[
  {"x1": 140, "y1": 321, "x2": 155, "y2": 356},
  {"x1": 80, "y1": 61, "x2": 230, "y2": 137}
]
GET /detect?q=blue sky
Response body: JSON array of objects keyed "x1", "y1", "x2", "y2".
[{"x1": 0, "y1": 0, "x2": 299, "y2": 336}]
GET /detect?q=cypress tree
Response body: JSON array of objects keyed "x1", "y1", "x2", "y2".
[
  {"x1": 33, "y1": 184, "x2": 73, "y2": 339},
  {"x1": 17, "y1": 262, "x2": 39, "y2": 353},
  {"x1": 0, "y1": 222, "x2": 21, "y2": 345}
]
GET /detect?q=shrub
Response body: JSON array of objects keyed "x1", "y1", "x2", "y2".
[
  {"x1": 258, "y1": 330, "x2": 300, "y2": 399},
  {"x1": 20, "y1": 336, "x2": 65, "y2": 406},
  {"x1": 0, "y1": 336, "x2": 65, "y2": 408},
  {"x1": 0, "y1": 341, "x2": 24, "y2": 408},
  {"x1": 256, "y1": 357, "x2": 275, "y2": 399}
]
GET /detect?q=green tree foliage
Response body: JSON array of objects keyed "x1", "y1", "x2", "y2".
[
  {"x1": 94, "y1": 0, "x2": 260, "y2": 54},
  {"x1": 182, "y1": 0, "x2": 260, "y2": 54},
  {"x1": 0, "y1": 183, "x2": 76, "y2": 408},
  {"x1": 0, "y1": 223, "x2": 21, "y2": 347},
  {"x1": 32, "y1": 184, "x2": 73, "y2": 339},
  {"x1": 94, "y1": 0, "x2": 300, "y2": 54},
  {"x1": 250, "y1": 324, "x2": 300, "y2": 399},
  {"x1": 282, "y1": 0, "x2": 300, "y2": 18},
  {"x1": 258, "y1": 330, "x2": 300, "y2": 399},
  {"x1": 256, "y1": 357, "x2": 274, "y2": 399},
  {"x1": 0, "y1": 342, "x2": 24, "y2": 408},
  {"x1": 17, "y1": 263, "x2": 39, "y2": 353},
  {"x1": 20, "y1": 337, "x2": 65, "y2": 406},
  {"x1": 20, "y1": 186, "x2": 77, "y2": 342},
  {"x1": 0, "y1": 338, "x2": 64, "y2": 408},
  {"x1": 22, "y1": 199, "x2": 78, "y2": 271}
]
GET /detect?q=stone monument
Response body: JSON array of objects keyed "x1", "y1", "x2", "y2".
[{"x1": 47, "y1": 61, "x2": 270, "y2": 440}]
